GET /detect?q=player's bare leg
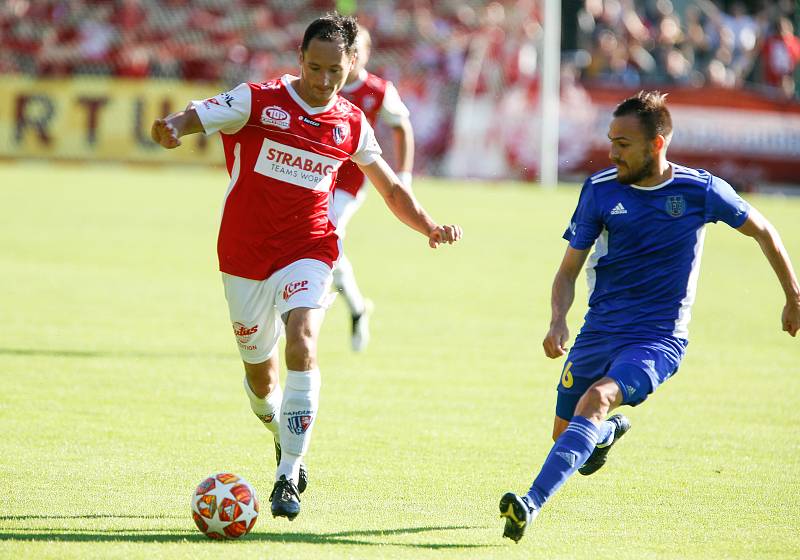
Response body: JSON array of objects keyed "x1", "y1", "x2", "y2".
[
  {"x1": 270, "y1": 307, "x2": 325, "y2": 520},
  {"x1": 242, "y1": 355, "x2": 308, "y2": 495}
]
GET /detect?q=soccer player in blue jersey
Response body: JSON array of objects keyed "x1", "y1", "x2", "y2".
[{"x1": 499, "y1": 91, "x2": 800, "y2": 543}]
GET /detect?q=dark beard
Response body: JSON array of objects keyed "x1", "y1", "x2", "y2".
[{"x1": 617, "y1": 152, "x2": 656, "y2": 185}]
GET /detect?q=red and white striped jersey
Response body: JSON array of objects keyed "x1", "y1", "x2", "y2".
[
  {"x1": 335, "y1": 69, "x2": 410, "y2": 196},
  {"x1": 192, "y1": 75, "x2": 382, "y2": 280}
]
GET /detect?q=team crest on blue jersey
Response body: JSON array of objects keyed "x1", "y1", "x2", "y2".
[
  {"x1": 333, "y1": 124, "x2": 348, "y2": 145},
  {"x1": 665, "y1": 195, "x2": 685, "y2": 217}
]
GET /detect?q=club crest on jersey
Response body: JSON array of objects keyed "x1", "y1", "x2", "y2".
[
  {"x1": 665, "y1": 195, "x2": 685, "y2": 217},
  {"x1": 332, "y1": 124, "x2": 348, "y2": 145},
  {"x1": 261, "y1": 106, "x2": 290, "y2": 129},
  {"x1": 232, "y1": 322, "x2": 258, "y2": 343},
  {"x1": 287, "y1": 413, "x2": 313, "y2": 435}
]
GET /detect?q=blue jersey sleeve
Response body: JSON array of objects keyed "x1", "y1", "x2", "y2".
[
  {"x1": 705, "y1": 176, "x2": 750, "y2": 228},
  {"x1": 563, "y1": 180, "x2": 603, "y2": 249}
]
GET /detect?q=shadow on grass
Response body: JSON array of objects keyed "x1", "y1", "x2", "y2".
[
  {"x1": 0, "y1": 522, "x2": 498, "y2": 549},
  {"x1": 0, "y1": 347, "x2": 230, "y2": 361}
]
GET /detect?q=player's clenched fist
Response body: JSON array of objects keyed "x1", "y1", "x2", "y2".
[
  {"x1": 428, "y1": 224, "x2": 463, "y2": 248},
  {"x1": 151, "y1": 119, "x2": 181, "y2": 149},
  {"x1": 543, "y1": 323, "x2": 569, "y2": 359}
]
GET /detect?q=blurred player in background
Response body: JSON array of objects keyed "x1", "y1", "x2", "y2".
[
  {"x1": 499, "y1": 91, "x2": 800, "y2": 543},
  {"x1": 332, "y1": 25, "x2": 415, "y2": 352},
  {"x1": 150, "y1": 13, "x2": 462, "y2": 522}
]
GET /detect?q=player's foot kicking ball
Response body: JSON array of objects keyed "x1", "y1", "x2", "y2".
[
  {"x1": 270, "y1": 475, "x2": 301, "y2": 520},
  {"x1": 273, "y1": 441, "x2": 308, "y2": 493},
  {"x1": 499, "y1": 492, "x2": 539, "y2": 543},
  {"x1": 578, "y1": 414, "x2": 631, "y2": 476}
]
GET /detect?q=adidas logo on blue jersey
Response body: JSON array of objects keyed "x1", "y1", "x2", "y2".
[{"x1": 610, "y1": 202, "x2": 628, "y2": 215}]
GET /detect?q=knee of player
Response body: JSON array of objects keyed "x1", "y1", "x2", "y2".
[
  {"x1": 285, "y1": 332, "x2": 317, "y2": 366},
  {"x1": 577, "y1": 385, "x2": 615, "y2": 415}
]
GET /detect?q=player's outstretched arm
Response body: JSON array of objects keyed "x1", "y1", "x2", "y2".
[
  {"x1": 358, "y1": 157, "x2": 462, "y2": 248},
  {"x1": 736, "y1": 206, "x2": 800, "y2": 336},
  {"x1": 543, "y1": 246, "x2": 590, "y2": 358},
  {"x1": 150, "y1": 105, "x2": 205, "y2": 149}
]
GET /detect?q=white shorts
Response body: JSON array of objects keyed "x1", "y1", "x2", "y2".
[
  {"x1": 222, "y1": 259, "x2": 335, "y2": 364},
  {"x1": 332, "y1": 186, "x2": 367, "y2": 239}
]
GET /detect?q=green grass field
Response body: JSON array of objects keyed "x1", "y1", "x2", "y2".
[{"x1": 1, "y1": 163, "x2": 798, "y2": 559}]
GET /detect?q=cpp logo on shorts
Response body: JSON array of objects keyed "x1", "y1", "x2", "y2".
[
  {"x1": 287, "y1": 413, "x2": 313, "y2": 435},
  {"x1": 282, "y1": 280, "x2": 309, "y2": 301},
  {"x1": 261, "y1": 105, "x2": 291, "y2": 129},
  {"x1": 232, "y1": 322, "x2": 258, "y2": 343}
]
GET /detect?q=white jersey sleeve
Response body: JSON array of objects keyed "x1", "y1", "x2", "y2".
[
  {"x1": 378, "y1": 82, "x2": 410, "y2": 127},
  {"x1": 191, "y1": 83, "x2": 251, "y2": 135},
  {"x1": 350, "y1": 113, "x2": 383, "y2": 166}
]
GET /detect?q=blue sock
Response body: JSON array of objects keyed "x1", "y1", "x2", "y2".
[
  {"x1": 526, "y1": 416, "x2": 600, "y2": 509},
  {"x1": 596, "y1": 419, "x2": 615, "y2": 448}
]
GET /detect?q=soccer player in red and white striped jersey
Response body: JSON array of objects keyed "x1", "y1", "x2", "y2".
[
  {"x1": 150, "y1": 14, "x2": 462, "y2": 521},
  {"x1": 333, "y1": 25, "x2": 415, "y2": 352}
]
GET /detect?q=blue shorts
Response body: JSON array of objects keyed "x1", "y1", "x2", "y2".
[{"x1": 555, "y1": 331, "x2": 688, "y2": 420}]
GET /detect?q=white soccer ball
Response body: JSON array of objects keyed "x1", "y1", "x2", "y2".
[{"x1": 190, "y1": 472, "x2": 259, "y2": 539}]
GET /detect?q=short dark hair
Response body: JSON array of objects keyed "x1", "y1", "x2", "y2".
[
  {"x1": 613, "y1": 91, "x2": 673, "y2": 140},
  {"x1": 302, "y1": 13, "x2": 359, "y2": 55}
]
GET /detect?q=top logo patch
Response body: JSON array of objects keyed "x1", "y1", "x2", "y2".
[
  {"x1": 665, "y1": 195, "x2": 685, "y2": 217},
  {"x1": 261, "y1": 106, "x2": 290, "y2": 129}
]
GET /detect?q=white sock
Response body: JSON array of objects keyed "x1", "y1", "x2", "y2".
[
  {"x1": 243, "y1": 376, "x2": 282, "y2": 442},
  {"x1": 333, "y1": 254, "x2": 365, "y2": 316},
  {"x1": 276, "y1": 369, "x2": 321, "y2": 483}
]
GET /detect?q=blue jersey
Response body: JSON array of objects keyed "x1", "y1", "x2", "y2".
[{"x1": 564, "y1": 163, "x2": 750, "y2": 339}]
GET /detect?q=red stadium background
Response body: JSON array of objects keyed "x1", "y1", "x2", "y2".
[{"x1": 1, "y1": 0, "x2": 799, "y2": 189}]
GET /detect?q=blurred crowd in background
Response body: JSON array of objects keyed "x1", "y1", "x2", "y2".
[
  {"x1": 3, "y1": 0, "x2": 797, "y2": 91},
  {"x1": 2, "y1": 0, "x2": 798, "y2": 173}
]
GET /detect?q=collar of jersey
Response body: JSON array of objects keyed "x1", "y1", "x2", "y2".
[
  {"x1": 341, "y1": 68, "x2": 369, "y2": 94},
  {"x1": 630, "y1": 163, "x2": 674, "y2": 191},
  {"x1": 282, "y1": 74, "x2": 339, "y2": 115}
]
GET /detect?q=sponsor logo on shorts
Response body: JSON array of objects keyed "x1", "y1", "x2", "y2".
[
  {"x1": 233, "y1": 322, "x2": 258, "y2": 343},
  {"x1": 257, "y1": 413, "x2": 275, "y2": 424},
  {"x1": 282, "y1": 280, "x2": 309, "y2": 301},
  {"x1": 261, "y1": 105, "x2": 291, "y2": 129},
  {"x1": 333, "y1": 124, "x2": 348, "y2": 145},
  {"x1": 286, "y1": 411, "x2": 313, "y2": 435}
]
